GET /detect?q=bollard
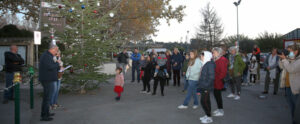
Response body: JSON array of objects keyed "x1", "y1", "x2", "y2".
[
  {"x1": 13, "y1": 72, "x2": 21, "y2": 124},
  {"x1": 30, "y1": 75, "x2": 34, "y2": 109},
  {"x1": 14, "y1": 83, "x2": 20, "y2": 124},
  {"x1": 29, "y1": 67, "x2": 34, "y2": 109}
]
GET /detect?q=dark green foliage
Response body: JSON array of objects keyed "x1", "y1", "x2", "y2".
[
  {"x1": 256, "y1": 32, "x2": 283, "y2": 52},
  {"x1": 224, "y1": 35, "x2": 256, "y2": 53},
  {"x1": 0, "y1": 24, "x2": 33, "y2": 38}
]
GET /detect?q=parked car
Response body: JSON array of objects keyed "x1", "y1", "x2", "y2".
[
  {"x1": 259, "y1": 52, "x2": 269, "y2": 68},
  {"x1": 247, "y1": 53, "x2": 268, "y2": 68}
]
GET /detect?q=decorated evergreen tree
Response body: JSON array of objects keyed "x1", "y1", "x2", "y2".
[
  {"x1": 56, "y1": 0, "x2": 124, "y2": 92},
  {"x1": 48, "y1": 0, "x2": 185, "y2": 93}
]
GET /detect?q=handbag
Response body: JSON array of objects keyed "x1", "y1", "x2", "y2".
[{"x1": 157, "y1": 70, "x2": 166, "y2": 79}]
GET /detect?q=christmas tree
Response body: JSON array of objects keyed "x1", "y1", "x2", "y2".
[
  {"x1": 49, "y1": 0, "x2": 185, "y2": 93},
  {"x1": 56, "y1": 0, "x2": 124, "y2": 92}
]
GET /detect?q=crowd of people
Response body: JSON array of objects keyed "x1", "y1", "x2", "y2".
[
  {"x1": 115, "y1": 44, "x2": 300, "y2": 124},
  {"x1": 2, "y1": 43, "x2": 300, "y2": 123}
]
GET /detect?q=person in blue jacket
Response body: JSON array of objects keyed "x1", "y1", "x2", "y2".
[
  {"x1": 131, "y1": 48, "x2": 141, "y2": 83},
  {"x1": 171, "y1": 48, "x2": 183, "y2": 86},
  {"x1": 198, "y1": 51, "x2": 216, "y2": 124},
  {"x1": 39, "y1": 44, "x2": 61, "y2": 121}
]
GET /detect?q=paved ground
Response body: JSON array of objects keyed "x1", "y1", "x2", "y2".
[{"x1": 0, "y1": 70, "x2": 292, "y2": 124}]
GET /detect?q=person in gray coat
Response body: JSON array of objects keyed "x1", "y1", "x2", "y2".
[{"x1": 262, "y1": 48, "x2": 280, "y2": 95}]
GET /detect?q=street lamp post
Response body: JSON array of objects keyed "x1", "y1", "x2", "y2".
[{"x1": 234, "y1": 0, "x2": 241, "y2": 50}]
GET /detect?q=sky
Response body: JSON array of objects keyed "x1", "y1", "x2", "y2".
[{"x1": 152, "y1": 0, "x2": 300, "y2": 43}]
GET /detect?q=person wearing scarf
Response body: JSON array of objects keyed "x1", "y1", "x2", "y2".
[{"x1": 262, "y1": 48, "x2": 280, "y2": 95}]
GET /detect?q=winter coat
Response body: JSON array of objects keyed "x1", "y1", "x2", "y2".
[
  {"x1": 4, "y1": 51, "x2": 24, "y2": 73},
  {"x1": 157, "y1": 54, "x2": 167, "y2": 66},
  {"x1": 171, "y1": 53, "x2": 183, "y2": 70},
  {"x1": 214, "y1": 56, "x2": 228, "y2": 90},
  {"x1": 198, "y1": 60, "x2": 216, "y2": 91},
  {"x1": 182, "y1": 59, "x2": 189, "y2": 73},
  {"x1": 117, "y1": 52, "x2": 129, "y2": 64},
  {"x1": 229, "y1": 54, "x2": 246, "y2": 77},
  {"x1": 249, "y1": 61, "x2": 258, "y2": 74},
  {"x1": 131, "y1": 53, "x2": 141, "y2": 66},
  {"x1": 141, "y1": 61, "x2": 154, "y2": 80},
  {"x1": 254, "y1": 47, "x2": 261, "y2": 62},
  {"x1": 115, "y1": 73, "x2": 124, "y2": 87},
  {"x1": 39, "y1": 51, "x2": 60, "y2": 82},
  {"x1": 186, "y1": 58, "x2": 203, "y2": 81},
  {"x1": 281, "y1": 56, "x2": 300, "y2": 94},
  {"x1": 166, "y1": 55, "x2": 172, "y2": 71},
  {"x1": 263, "y1": 54, "x2": 280, "y2": 72}
]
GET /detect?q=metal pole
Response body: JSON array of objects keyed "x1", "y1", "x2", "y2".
[
  {"x1": 30, "y1": 74, "x2": 34, "y2": 109},
  {"x1": 14, "y1": 83, "x2": 20, "y2": 124},
  {"x1": 36, "y1": 45, "x2": 38, "y2": 68},
  {"x1": 237, "y1": 6, "x2": 239, "y2": 42}
]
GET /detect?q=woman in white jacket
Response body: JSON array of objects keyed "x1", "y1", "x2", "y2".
[
  {"x1": 178, "y1": 50, "x2": 203, "y2": 109},
  {"x1": 249, "y1": 57, "x2": 258, "y2": 84}
]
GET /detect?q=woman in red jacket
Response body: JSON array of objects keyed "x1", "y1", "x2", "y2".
[{"x1": 212, "y1": 47, "x2": 228, "y2": 117}]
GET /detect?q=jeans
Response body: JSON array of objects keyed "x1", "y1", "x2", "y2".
[
  {"x1": 173, "y1": 70, "x2": 181, "y2": 86},
  {"x1": 155, "y1": 68, "x2": 168, "y2": 74},
  {"x1": 223, "y1": 73, "x2": 231, "y2": 89},
  {"x1": 4, "y1": 72, "x2": 14, "y2": 100},
  {"x1": 183, "y1": 77, "x2": 188, "y2": 91},
  {"x1": 285, "y1": 87, "x2": 299, "y2": 124},
  {"x1": 117, "y1": 63, "x2": 127, "y2": 77},
  {"x1": 183, "y1": 80, "x2": 199, "y2": 106},
  {"x1": 41, "y1": 81, "x2": 56, "y2": 118},
  {"x1": 242, "y1": 70, "x2": 248, "y2": 83},
  {"x1": 51, "y1": 80, "x2": 61, "y2": 105},
  {"x1": 132, "y1": 64, "x2": 140, "y2": 82}
]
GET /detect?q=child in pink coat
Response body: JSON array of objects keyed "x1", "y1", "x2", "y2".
[{"x1": 114, "y1": 67, "x2": 125, "y2": 101}]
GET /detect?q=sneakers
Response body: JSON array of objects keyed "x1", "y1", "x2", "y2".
[
  {"x1": 153, "y1": 73, "x2": 157, "y2": 77},
  {"x1": 227, "y1": 93, "x2": 235, "y2": 98},
  {"x1": 199, "y1": 115, "x2": 208, "y2": 121},
  {"x1": 213, "y1": 109, "x2": 224, "y2": 117},
  {"x1": 201, "y1": 116, "x2": 213, "y2": 123},
  {"x1": 234, "y1": 95, "x2": 240, "y2": 100},
  {"x1": 146, "y1": 91, "x2": 151, "y2": 95},
  {"x1": 177, "y1": 105, "x2": 188, "y2": 109},
  {"x1": 166, "y1": 73, "x2": 169, "y2": 78},
  {"x1": 192, "y1": 105, "x2": 198, "y2": 109},
  {"x1": 140, "y1": 90, "x2": 147, "y2": 94}
]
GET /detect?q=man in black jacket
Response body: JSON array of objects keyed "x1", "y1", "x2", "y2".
[
  {"x1": 3, "y1": 45, "x2": 24, "y2": 104},
  {"x1": 117, "y1": 49, "x2": 129, "y2": 75},
  {"x1": 39, "y1": 44, "x2": 60, "y2": 121}
]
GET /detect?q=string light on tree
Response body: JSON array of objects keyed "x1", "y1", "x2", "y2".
[{"x1": 109, "y1": 12, "x2": 114, "y2": 17}]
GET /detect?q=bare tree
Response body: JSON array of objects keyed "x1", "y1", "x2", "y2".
[{"x1": 195, "y1": 3, "x2": 223, "y2": 49}]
